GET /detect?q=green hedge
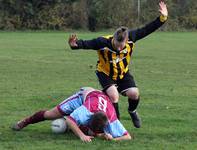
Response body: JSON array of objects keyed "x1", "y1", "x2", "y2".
[{"x1": 0, "y1": 0, "x2": 196, "y2": 31}]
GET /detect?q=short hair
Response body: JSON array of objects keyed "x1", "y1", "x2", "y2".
[
  {"x1": 89, "y1": 111, "x2": 108, "y2": 133},
  {"x1": 113, "y1": 26, "x2": 128, "y2": 42}
]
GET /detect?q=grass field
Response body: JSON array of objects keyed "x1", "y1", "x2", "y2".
[{"x1": 0, "y1": 31, "x2": 197, "y2": 150}]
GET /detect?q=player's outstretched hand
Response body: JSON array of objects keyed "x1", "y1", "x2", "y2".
[
  {"x1": 80, "y1": 135, "x2": 94, "y2": 142},
  {"x1": 68, "y1": 34, "x2": 78, "y2": 48},
  {"x1": 159, "y1": 1, "x2": 168, "y2": 17}
]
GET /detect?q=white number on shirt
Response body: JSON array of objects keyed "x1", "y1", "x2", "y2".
[{"x1": 98, "y1": 96, "x2": 107, "y2": 112}]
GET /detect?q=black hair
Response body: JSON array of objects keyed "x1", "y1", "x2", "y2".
[{"x1": 89, "y1": 111, "x2": 108, "y2": 133}]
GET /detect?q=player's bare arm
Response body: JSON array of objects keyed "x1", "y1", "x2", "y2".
[
  {"x1": 66, "y1": 117, "x2": 94, "y2": 142},
  {"x1": 96, "y1": 132, "x2": 132, "y2": 141},
  {"x1": 113, "y1": 133, "x2": 132, "y2": 141}
]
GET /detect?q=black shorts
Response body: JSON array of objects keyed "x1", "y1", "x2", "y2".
[{"x1": 96, "y1": 71, "x2": 137, "y2": 95}]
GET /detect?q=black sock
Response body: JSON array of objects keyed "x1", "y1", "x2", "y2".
[
  {"x1": 128, "y1": 98, "x2": 140, "y2": 112},
  {"x1": 113, "y1": 103, "x2": 120, "y2": 119}
]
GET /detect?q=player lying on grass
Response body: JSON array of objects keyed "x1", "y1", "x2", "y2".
[{"x1": 12, "y1": 87, "x2": 132, "y2": 142}]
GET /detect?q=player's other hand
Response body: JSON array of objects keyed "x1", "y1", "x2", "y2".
[
  {"x1": 68, "y1": 34, "x2": 78, "y2": 48},
  {"x1": 103, "y1": 133, "x2": 113, "y2": 141},
  {"x1": 159, "y1": 1, "x2": 168, "y2": 17},
  {"x1": 80, "y1": 135, "x2": 94, "y2": 142}
]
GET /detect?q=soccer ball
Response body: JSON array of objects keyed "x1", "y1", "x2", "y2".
[{"x1": 51, "y1": 118, "x2": 67, "y2": 134}]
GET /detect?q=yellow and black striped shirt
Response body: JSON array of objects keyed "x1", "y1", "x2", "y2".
[
  {"x1": 72, "y1": 16, "x2": 167, "y2": 80},
  {"x1": 96, "y1": 35, "x2": 134, "y2": 80}
]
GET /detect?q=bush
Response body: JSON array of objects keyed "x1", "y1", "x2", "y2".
[{"x1": 0, "y1": 0, "x2": 197, "y2": 31}]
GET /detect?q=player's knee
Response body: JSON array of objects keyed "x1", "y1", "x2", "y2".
[
  {"x1": 106, "y1": 86, "x2": 119, "y2": 103},
  {"x1": 126, "y1": 88, "x2": 140, "y2": 100},
  {"x1": 109, "y1": 93, "x2": 119, "y2": 103},
  {"x1": 44, "y1": 108, "x2": 62, "y2": 119},
  {"x1": 44, "y1": 111, "x2": 54, "y2": 119}
]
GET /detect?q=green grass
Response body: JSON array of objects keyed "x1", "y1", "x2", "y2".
[{"x1": 0, "y1": 31, "x2": 197, "y2": 150}]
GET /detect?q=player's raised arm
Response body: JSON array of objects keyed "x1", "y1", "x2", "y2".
[
  {"x1": 68, "y1": 34, "x2": 109, "y2": 50},
  {"x1": 128, "y1": 1, "x2": 168, "y2": 42}
]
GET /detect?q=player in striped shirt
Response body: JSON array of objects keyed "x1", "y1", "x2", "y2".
[
  {"x1": 12, "y1": 87, "x2": 131, "y2": 142},
  {"x1": 68, "y1": 1, "x2": 168, "y2": 128}
]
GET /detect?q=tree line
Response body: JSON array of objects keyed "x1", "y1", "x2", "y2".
[{"x1": 0, "y1": 0, "x2": 196, "y2": 31}]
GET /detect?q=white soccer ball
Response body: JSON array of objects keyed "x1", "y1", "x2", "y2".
[{"x1": 51, "y1": 118, "x2": 67, "y2": 134}]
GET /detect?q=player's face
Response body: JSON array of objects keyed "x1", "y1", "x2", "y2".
[{"x1": 113, "y1": 38, "x2": 127, "y2": 51}]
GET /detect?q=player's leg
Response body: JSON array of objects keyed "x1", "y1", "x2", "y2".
[
  {"x1": 118, "y1": 72, "x2": 141, "y2": 128},
  {"x1": 125, "y1": 88, "x2": 141, "y2": 128},
  {"x1": 96, "y1": 71, "x2": 120, "y2": 119},
  {"x1": 12, "y1": 107, "x2": 63, "y2": 131},
  {"x1": 105, "y1": 86, "x2": 120, "y2": 119},
  {"x1": 12, "y1": 90, "x2": 84, "y2": 131}
]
